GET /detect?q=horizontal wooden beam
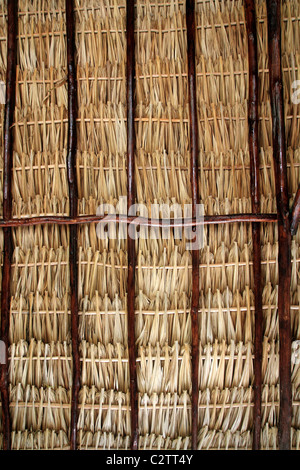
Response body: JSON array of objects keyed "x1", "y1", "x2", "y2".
[
  {"x1": 0, "y1": 213, "x2": 278, "y2": 228},
  {"x1": 186, "y1": 0, "x2": 200, "y2": 450}
]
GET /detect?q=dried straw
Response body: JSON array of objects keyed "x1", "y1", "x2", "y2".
[{"x1": 0, "y1": 0, "x2": 299, "y2": 450}]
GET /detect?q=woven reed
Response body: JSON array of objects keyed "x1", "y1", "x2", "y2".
[{"x1": 0, "y1": 0, "x2": 299, "y2": 450}]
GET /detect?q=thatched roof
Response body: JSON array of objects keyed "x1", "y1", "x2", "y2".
[{"x1": 0, "y1": 0, "x2": 299, "y2": 450}]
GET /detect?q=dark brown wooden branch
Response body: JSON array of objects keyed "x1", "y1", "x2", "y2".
[
  {"x1": 0, "y1": 212, "x2": 278, "y2": 228},
  {"x1": 66, "y1": 0, "x2": 80, "y2": 451},
  {"x1": 245, "y1": 0, "x2": 263, "y2": 450},
  {"x1": 186, "y1": 0, "x2": 200, "y2": 450},
  {"x1": 266, "y1": 0, "x2": 292, "y2": 450},
  {"x1": 0, "y1": 0, "x2": 18, "y2": 451},
  {"x1": 126, "y1": 0, "x2": 139, "y2": 451},
  {"x1": 290, "y1": 184, "x2": 300, "y2": 236}
]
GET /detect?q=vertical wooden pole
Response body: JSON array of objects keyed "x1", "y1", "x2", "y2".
[
  {"x1": 0, "y1": 0, "x2": 18, "y2": 451},
  {"x1": 266, "y1": 0, "x2": 292, "y2": 450},
  {"x1": 245, "y1": 0, "x2": 263, "y2": 450},
  {"x1": 66, "y1": 0, "x2": 80, "y2": 450},
  {"x1": 126, "y1": 0, "x2": 139, "y2": 451},
  {"x1": 186, "y1": 0, "x2": 200, "y2": 450}
]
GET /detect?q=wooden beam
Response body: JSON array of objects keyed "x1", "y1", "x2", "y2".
[
  {"x1": 0, "y1": 213, "x2": 278, "y2": 228},
  {"x1": 126, "y1": 0, "x2": 139, "y2": 451},
  {"x1": 245, "y1": 0, "x2": 263, "y2": 450},
  {"x1": 66, "y1": 0, "x2": 80, "y2": 450},
  {"x1": 266, "y1": 0, "x2": 292, "y2": 450},
  {"x1": 0, "y1": 0, "x2": 18, "y2": 451},
  {"x1": 186, "y1": 0, "x2": 200, "y2": 450}
]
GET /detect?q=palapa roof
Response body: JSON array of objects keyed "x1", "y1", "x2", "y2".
[{"x1": 0, "y1": 0, "x2": 299, "y2": 451}]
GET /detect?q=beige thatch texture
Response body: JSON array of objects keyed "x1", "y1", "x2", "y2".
[{"x1": 0, "y1": 0, "x2": 299, "y2": 450}]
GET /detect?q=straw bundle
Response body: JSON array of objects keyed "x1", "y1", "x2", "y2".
[{"x1": 0, "y1": 0, "x2": 299, "y2": 450}]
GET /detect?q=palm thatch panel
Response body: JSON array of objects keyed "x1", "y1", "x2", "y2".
[{"x1": 0, "y1": 0, "x2": 299, "y2": 450}]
